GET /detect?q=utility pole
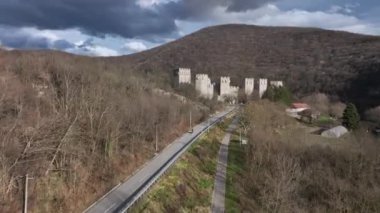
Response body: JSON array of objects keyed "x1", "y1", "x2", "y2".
[
  {"x1": 189, "y1": 110, "x2": 193, "y2": 133},
  {"x1": 207, "y1": 115, "x2": 210, "y2": 133},
  {"x1": 155, "y1": 123, "x2": 158, "y2": 153},
  {"x1": 23, "y1": 174, "x2": 29, "y2": 213},
  {"x1": 240, "y1": 129, "x2": 242, "y2": 146}
]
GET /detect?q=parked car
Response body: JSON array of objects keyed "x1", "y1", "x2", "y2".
[{"x1": 373, "y1": 127, "x2": 380, "y2": 136}]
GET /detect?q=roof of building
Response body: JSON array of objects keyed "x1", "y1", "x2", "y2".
[
  {"x1": 292, "y1": 103, "x2": 310, "y2": 109},
  {"x1": 321, "y1": 126, "x2": 348, "y2": 138}
]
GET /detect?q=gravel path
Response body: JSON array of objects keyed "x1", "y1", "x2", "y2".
[{"x1": 211, "y1": 118, "x2": 238, "y2": 213}]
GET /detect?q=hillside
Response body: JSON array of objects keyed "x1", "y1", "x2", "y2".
[
  {"x1": 119, "y1": 24, "x2": 380, "y2": 111},
  {"x1": 0, "y1": 50, "x2": 209, "y2": 212}
]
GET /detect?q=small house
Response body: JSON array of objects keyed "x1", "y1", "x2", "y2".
[{"x1": 286, "y1": 102, "x2": 311, "y2": 118}]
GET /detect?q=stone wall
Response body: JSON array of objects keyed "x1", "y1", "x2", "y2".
[
  {"x1": 259, "y1": 78, "x2": 268, "y2": 98},
  {"x1": 245, "y1": 78, "x2": 254, "y2": 96},
  {"x1": 219, "y1": 76, "x2": 239, "y2": 101},
  {"x1": 270, "y1": 80, "x2": 284, "y2": 87},
  {"x1": 174, "y1": 67, "x2": 284, "y2": 102},
  {"x1": 177, "y1": 68, "x2": 191, "y2": 84},
  {"x1": 195, "y1": 74, "x2": 214, "y2": 99}
]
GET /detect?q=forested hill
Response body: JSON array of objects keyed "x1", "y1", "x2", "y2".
[
  {"x1": 118, "y1": 24, "x2": 380, "y2": 111},
  {"x1": 1, "y1": 24, "x2": 380, "y2": 110}
]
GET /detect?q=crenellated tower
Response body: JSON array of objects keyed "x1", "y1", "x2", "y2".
[
  {"x1": 177, "y1": 68, "x2": 191, "y2": 84},
  {"x1": 195, "y1": 74, "x2": 214, "y2": 99},
  {"x1": 220, "y1": 77, "x2": 231, "y2": 97},
  {"x1": 259, "y1": 78, "x2": 268, "y2": 98},
  {"x1": 245, "y1": 78, "x2": 254, "y2": 96},
  {"x1": 270, "y1": 81, "x2": 284, "y2": 88}
]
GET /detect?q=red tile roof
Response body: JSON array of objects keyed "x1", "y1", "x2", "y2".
[{"x1": 292, "y1": 103, "x2": 310, "y2": 109}]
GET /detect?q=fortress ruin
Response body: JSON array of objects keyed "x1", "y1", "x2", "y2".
[
  {"x1": 245, "y1": 78, "x2": 254, "y2": 96},
  {"x1": 270, "y1": 81, "x2": 284, "y2": 87},
  {"x1": 173, "y1": 67, "x2": 283, "y2": 102},
  {"x1": 195, "y1": 74, "x2": 214, "y2": 99},
  {"x1": 259, "y1": 78, "x2": 268, "y2": 98},
  {"x1": 177, "y1": 68, "x2": 191, "y2": 84},
  {"x1": 219, "y1": 76, "x2": 239, "y2": 101}
]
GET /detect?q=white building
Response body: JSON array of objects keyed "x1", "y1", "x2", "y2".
[{"x1": 195, "y1": 74, "x2": 214, "y2": 99}]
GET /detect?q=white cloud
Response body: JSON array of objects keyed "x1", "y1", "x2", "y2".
[
  {"x1": 176, "y1": 4, "x2": 380, "y2": 36},
  {"x1": 70, "y1": 39, "x2": 119, "y2": 56},
  {"x1": 123, "y1": 41, "x2": 148, "y2": 52},
  {"x1": 66, "y1": 45, "x2": 119, "y2": 57},
  {"x1": 137, "y1": 0, "x2": 178, "y2": 8},
  {"x1": 251, "y1": 5, "x2": 380, "y2": 35},
  {"x1": 20, "y1": 28, "x2": 60, "y2": 41},
  {"x1": 84, "y1": 45, "x2": 119, "y2": 57}
]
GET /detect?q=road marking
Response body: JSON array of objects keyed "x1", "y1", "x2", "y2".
[{"x1": 104, "y1": 203, "x2": 116, "y2": 213}]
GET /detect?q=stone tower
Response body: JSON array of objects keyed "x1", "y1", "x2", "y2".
[
  {"x1": 177, "y1": 68, "x2": 191, "y2": 84},
  {"x1": 270, "y1": 81, "x2": 284, "y2": 88},
  {"x1": 220, "y1": 77, "x2": 231, "y2": 97},
  {"x1": 195, "y1": 74, "x2": 214, "y2": 99},
  {"x1": 259, "y1": 78, "x2": 268, "y2": 98},
  {"x1": 245, "y1": 78, "x2": 254, "y2": 96}
]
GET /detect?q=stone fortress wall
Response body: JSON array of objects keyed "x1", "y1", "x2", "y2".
[
  {"x1": 177, "y1": 68, "x2": 191, "y2": 84},
  {"x1": 219, "y1": 76, "x2": 239, "y2": 101},
  {"x1": 259, "y1": 78, "x2": 268, "y2": 98},
  {"x1": 176, "y1": 68, "x2": 283, "y2": 101},
  {"x1": 245, "y1": 78, "x2": 254, "y2": 96},
  {"x1": 220, "y1": 77, "x2": 232, "y2": 97},
  {"x1": 270, "y1": 81, "x2": 284, "y2": 87},
  {"x1": 195, "y1": 74, "x2": 214, "y2": 99}
]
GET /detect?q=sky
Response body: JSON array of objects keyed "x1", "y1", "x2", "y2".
[{"x1": 0, "y1": 0, "x2": 379, "y2": 56}]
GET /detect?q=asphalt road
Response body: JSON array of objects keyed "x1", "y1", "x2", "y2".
[
  {"x1": 84, "y1": 107, "x2": 235, "y2": 213},
  {"x1": 211, "y1": 118, "x2": 238, "y2": 213}
]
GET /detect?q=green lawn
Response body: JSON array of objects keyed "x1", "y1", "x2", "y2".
[{"x1": 316, "y1": 115, "x2": 336, "y2": 126}]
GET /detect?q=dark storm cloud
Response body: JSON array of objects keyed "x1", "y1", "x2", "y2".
[
  {"x1": 163, "y1": 0, "x2": 276, "y2": 20},
  {"x1": 0, "y1": 0, "x2": 176, "y2": 39},
  {"x1": 53, "y1": 39, "x2": 76, "y2": 49},
  {"x1": 0, "y1": 26, "x2": 74, "y2": 50},
  {"x1": 227, "y1": 0, "x2": 278, "y2": 12},
  {"x1": 0, "y1": 30, "x2": 49, "y2": 49},
  {"x1": 0, "y1": 0, "x2": 274, "y2": 39}
]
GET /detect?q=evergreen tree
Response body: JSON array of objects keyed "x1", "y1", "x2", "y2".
[
  {"x1": 262, "y1": 86, "x2": 275, "y2": 101},
  {"x1": 262, "y1": 86, "x2": 293, "y2": 106},
  {"x1": 342, "y1": 103, "x2": 360, "y2": 130},
  {"x1": 274, "y1": 86, "x2": 293, "y2": 105}
]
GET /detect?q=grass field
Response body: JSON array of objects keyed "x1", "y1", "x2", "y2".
[{"x1": 225, "y1": 128, "x2": 246, "y2": 213}]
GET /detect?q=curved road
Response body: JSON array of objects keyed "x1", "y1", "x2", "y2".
[{"x1": 84, "y1": 107, "x2": 235, "y2": 213}]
